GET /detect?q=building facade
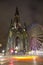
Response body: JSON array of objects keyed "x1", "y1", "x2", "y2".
[{"x1": 6, "y1": 7, "x2": 29, "y2": 55}]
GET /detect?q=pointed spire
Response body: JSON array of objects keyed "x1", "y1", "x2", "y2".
[
  {"x1": 10, "y1": 19, "x2": 13, "y2": 26},
  {"x1": 11, "y1": 19, "x2": 12, "y2": 25},
  {"x1": 15, "y1": 7, "x2": 19, "y2": 16},
  {"x1": 10, "y1": 19, "x2": 13, "y2": 29}
]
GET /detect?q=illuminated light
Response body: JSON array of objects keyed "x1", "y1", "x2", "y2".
[
  {"x1": 36, "y1": 50, "x2": 43, "y2": 55},
  {"x1": 12, "y1": 26, "x2": 14, "y2": 29},
  {"x1": 29, "y1": 50, "x2": 36, "y2": 55},
  {"x1": 14, "y1": 22, "x2": 16, "y2": 29},
  {"x1": 15, "y1": 46, "x2": 18, "y2": 50},
  {"x1": 12, "y1": 56, "x2": 38, "y2": 61},
  {"x1": 33, "y1": 57, "x2": 37, "y2": 65},
  {"x1": 15, "y1": 46, "x2": 18, "y2": 52},
  {"x1": 9, "y1": 63, "x2": 14, "y2": 65},
  {"x1": 23, "y1": 29, "x2": 25, "y2": 31},
  {"x1": 0, "y1": 55, "x2": 3, "y2": 57},
  {"x1": 2, "y1": 50, "x2": 5, "y2": 53},
  {"x1": 15, "y1": 50, "x2": 17, "y2": 53},
  {"x1": 0, "y1": 43, "x2": 2, "y2": 47},
  {"x1": 9, "y1": 59, "x2": 14, "y2": 65},
  {"x1": 29, "y1": 50, "x2": 43, "y2": 56},
  {"x1": 9, "y1": 61, "x2": 14, "y2": 65},
  {"x1": 10, "y1": 49, "x2": 14, "y2": 53},
  {"x1": 9, "y1": 31, "x2": 12, "y2": 37},
  {"x1": 0, "y1": 58, "x2": 8, "y2": 62},
  {"x1": 1, "y1": 58, "x2": 5, "y2": 61}
]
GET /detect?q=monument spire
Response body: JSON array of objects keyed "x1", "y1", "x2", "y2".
[{"x1": 15, "y1": 7, "x2": 19, "y2": 16}]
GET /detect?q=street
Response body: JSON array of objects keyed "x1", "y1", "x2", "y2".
[
  {"x1": 0, "y1": 55, "x2": 43, "y2": 65},
  {"x1": 0, "y1": 60, "x2": 43, "y2": 65}
]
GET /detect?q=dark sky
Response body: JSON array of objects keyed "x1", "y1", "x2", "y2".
[{"x1": 0, "y1": 0, "x2": 43, "y2": 50}]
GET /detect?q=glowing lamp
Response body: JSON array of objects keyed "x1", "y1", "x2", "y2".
[{"x1": 10, "y1": 49, "x2": 14, "y2": 53}]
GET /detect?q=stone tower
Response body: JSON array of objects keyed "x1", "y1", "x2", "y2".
[{"x1": 6, "y1": 7, "x2": 29, "y2": 55}]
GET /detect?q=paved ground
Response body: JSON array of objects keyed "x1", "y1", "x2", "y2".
[
  {"x1": 0, "y1": 56, "x2": 43, "y2": 65},
  {"x1": 1, "y1": 61, "x2": 43, "y2": 65}
]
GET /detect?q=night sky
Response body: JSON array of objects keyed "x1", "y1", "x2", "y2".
[{"x1": 0, "y1": 0, "x2": 43, "y2": 50}]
